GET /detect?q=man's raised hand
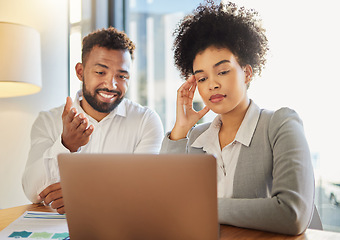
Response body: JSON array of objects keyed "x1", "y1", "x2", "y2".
[{"x1": 61, "y1": 97, "x2": 94, "y2": 152}]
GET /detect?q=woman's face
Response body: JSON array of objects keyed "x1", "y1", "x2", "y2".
[{"x1": 192, "y1": 46, "x2": 252, "y2": 116}]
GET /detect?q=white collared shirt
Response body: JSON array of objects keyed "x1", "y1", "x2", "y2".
[
  {"x1": 22, "y1": 90, "x2": 164, "y2": 203},
  {"x1": 191, "y1": 100, "x2": 260, "y2": 198}
]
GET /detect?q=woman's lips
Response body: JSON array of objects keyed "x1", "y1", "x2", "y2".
[{"x1": 209, "y1": 94, "x2": 226, "y2": 103}]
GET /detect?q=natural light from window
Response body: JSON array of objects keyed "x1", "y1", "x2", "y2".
[
  {"x1": 228, "y1": 0, "x2": 340, "y2": 184},
  {"x1": 229, "y1": 0, "x2": 340, "y2": 230}
]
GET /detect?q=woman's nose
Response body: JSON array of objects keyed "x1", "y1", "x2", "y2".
[{"x1": 208, "y1": 77, "x2": 220, "y2": 90}]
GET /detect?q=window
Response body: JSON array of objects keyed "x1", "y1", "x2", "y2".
[
  {"x1": 231, "y1": 0, "x2": 340, "y2": 232},
  {"x1": 126, "y1": 0, "x2": 214, "y2": 131}
]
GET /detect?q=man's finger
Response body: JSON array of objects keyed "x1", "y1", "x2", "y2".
[
  {"x1": 51, "y1": 197, "x2": 64, "y2": 210},
  {"x1": 83, "y1": 125, "x2": 94, "y2": 136},
  {"x1": 62, "y1": 97, "x2": 73, "y2": 118},
  {"x1": 64, "y1": 107, "x2": 77, "y2": 125},
  {"x1": 56, "y1": 206, "x2": 65, "y2": 215},
  {"x1": 69, "y1": 113, "x2": 84, "y2": 129},
  {"x1": 77, "y1": 117, "x2": 88, "y2": 132},
  {"x1": 39, "y1": 182, "x2": 61, "y2": 199},
  {"x1": 43, "y1": 188, "x2": 63, "y2": 206}
]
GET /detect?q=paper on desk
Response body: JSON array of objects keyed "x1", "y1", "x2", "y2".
[{"x1": 0, "y1": 211, "x2": 68, "y2": 239}]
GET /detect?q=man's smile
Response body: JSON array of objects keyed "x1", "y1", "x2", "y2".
[
  {"x1": 96, "y1": 89, "x2": 121, "y2": 102},
  {"x1": 98, "y1": 91, "x2": 118, "y2": 99}
]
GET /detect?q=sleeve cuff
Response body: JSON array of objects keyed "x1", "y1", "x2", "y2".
[{"x1": 160, "y1": 131, "x2": 188, "y2": 153}]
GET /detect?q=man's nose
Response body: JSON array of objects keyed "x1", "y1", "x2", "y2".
[{"x1": 105, "y1": 75, "x2": 118, "y2": 88}]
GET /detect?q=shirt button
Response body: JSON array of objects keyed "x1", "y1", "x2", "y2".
[{"x1": 232, "y1": 141, "x2": 236, "y2": 146}]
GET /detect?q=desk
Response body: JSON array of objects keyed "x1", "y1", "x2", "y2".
[{"x1": 1, "y1": 204, "x2": 340, "y2": 239}]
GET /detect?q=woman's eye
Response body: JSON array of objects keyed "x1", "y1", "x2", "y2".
[{"x1": 197, "y1": 77, "x2": 207, "y2": 83}]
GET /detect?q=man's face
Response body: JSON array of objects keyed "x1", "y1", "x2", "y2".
[
  {"x1": 76, "y1": 46, "x2": 131, "y2": 118},
  {"x1": 82, "y1": 76, "x2": 123, "y2": 113}
]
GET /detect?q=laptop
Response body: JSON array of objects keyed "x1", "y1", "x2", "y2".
[{"x1": 58, "y1": 153, "x2": 218, "y2": 240}]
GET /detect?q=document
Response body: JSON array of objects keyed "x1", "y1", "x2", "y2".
[{"x1": 0, "y1": 211, "x2": 68, "y2": 239}]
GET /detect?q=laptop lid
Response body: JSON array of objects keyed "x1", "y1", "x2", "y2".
[{"x1": 58, "y1": 153, "x2": 218, "y2": 240}]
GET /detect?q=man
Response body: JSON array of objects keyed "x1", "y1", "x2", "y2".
[{"x1": 22, "y1": 27, "x2": 164, "y2": 214}]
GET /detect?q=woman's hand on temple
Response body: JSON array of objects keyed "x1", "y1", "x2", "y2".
[{"x1": 170, "y1": 75, "x2": 210, "y2": 140}]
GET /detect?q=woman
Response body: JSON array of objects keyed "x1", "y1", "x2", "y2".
[{"x1": 161, "y1": 1, "x2": 318, "y2": 235}]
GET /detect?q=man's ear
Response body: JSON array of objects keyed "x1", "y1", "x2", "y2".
[
  {"x1": 244, "y1": 64, "x2": 253, "y2": 85},
  {"x1": 75, "y1": 63, "x2": 84, "y2": 81}
]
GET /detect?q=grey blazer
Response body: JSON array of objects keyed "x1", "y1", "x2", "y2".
[{"x1": 161, "y1": 106, "x2": 316, "y2": 235}]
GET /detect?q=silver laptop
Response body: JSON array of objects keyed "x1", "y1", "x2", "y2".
[{"x1": 58, "y1": 153, "x2": 218, "y2": 240}]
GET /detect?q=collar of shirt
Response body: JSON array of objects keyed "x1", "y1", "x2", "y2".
[
  {"x1": 73, "y1": 90, "x2": 127, "y2": 124},
  {"x1": 191, "y1": 100, "x2": 261, "y2": 151}
]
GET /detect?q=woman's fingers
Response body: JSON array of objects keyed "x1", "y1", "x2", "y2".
[
  {"x1": 178, "y1": 76, "x2": 196, "y2": 106},
  {"x1": 198, "y1": 106, "x2": 210, "y2": 119},
  {"x1": 187, "y1": 81, "x2": 196, "y2": 102}
]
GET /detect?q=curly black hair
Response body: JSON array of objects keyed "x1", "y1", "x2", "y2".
[
  {"x1": 82, "y1": 27, "x2": 135, "y2": 65},
  {"x1": 173, "y1": 0, "x2": 268, "y2": 79}
]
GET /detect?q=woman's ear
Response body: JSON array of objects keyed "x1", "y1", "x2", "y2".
[
  {"x1": 244, "y1": 64, "x2": 253, "y2": 85},
  {"x1": 75, "y1": 62, "x2": 84, "y2": 81}
]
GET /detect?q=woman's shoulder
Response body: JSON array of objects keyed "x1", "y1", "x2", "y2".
[
  {"x1": 270, "y1": 107, "x2": 302, "y2": 125},
  {"x1": 191, "y1": 122, "x2": 211, "y2": 134},
  {"x1": 258, "y1": 107, "x2": 304, "y2": 139},
  {"x1": 259, "y1": 107, "x2": 301, "y2": 124},
  {"x1": 187, "y1": 122, "x2": 212, "y2": 144}
]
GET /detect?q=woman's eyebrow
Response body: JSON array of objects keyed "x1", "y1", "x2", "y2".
[
  {"x1": 193, "y1": 59, "x2": 230, "y2": 75},
  {"x1": 214, "y1": 59, "x2": 230, "y2": 68},
  {"x1": 193, "y1": 69, "x2": 203, "y2": 75}
]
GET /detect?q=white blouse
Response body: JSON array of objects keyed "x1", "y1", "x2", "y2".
[{"x1": 191, "y1": 101, "x2": 260, "y2": 198}]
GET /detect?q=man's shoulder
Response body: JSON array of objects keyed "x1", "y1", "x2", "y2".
[
  {"x1": 117, "y1": 98, "x2": 163, "y2": 130},
  {"x1": 31, "y1": 103, "x2": 65, "y2": 130},
  {"x1": 122, "y1": 98, "x2": 156, "y2": 116},
  {"x1": 37, "y1": 103, "x2": 65, "y2": 119}
]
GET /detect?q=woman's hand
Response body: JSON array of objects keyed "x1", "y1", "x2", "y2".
[{"x1": 170, "y1": 75, "x2": 210, "y2": 140}]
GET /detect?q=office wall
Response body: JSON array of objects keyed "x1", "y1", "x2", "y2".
[{"x1": 0, "y1": 0, "x2": 68, "y2": 208}]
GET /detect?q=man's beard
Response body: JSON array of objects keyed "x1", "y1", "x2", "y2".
[{"x1": 82, "y1": 79, "x2": 124, "y2": 113}]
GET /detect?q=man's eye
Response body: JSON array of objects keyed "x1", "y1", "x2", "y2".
[
  {"x1": 96, "y1": 71, "x2": 104, "y2": 75},
  {"x1": 119, "y1": 75, "x2": 129, "y2": 80},
  {"x1": 218, "y1": 70, "x2": 230, "y2": 76}
]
